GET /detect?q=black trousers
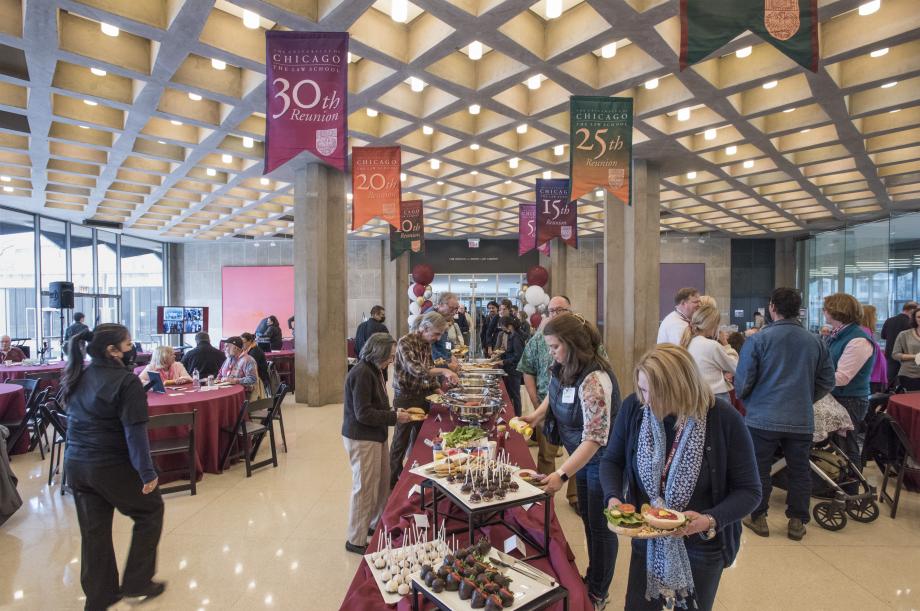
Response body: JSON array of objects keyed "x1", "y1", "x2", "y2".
[
  {"x1": 505, "y1": 372, "x2": 523, "y2": 417},
  {"x1": 388, "y1": 394, "x2": 428, "y2": 488},
  {"x1": 899, "y1": 375, "x2": 920, "y2": 392},
  {"x1": 65, "y1": 460, "x2": 164, "y2": 611},
  {"x1": 748, "y1": 427, "x2": 813, "y2": 523}
]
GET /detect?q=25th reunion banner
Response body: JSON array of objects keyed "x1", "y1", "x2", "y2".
[{"x1": 568, "y1": 96, "x2": 633, "y2": 207}]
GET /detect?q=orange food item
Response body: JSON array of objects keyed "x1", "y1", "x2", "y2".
[
  {"x1": 656, "y1": 509, "x2": 679, "y2": 520},
  {"x1": 618, "y1": 504, "x2": 636, "y2": 513}
]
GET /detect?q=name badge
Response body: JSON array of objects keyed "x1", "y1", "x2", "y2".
[
  {"x1": 561, "y1": 387, "x2": 576, "y2": 403},
  {"x1": 445, "y1": 341, "x2": 453, "y2": 350}
]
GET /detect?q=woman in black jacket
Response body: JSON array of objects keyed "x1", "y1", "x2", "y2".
[
  {"x1": 62, "y1": 324, "x2": 166, "y2": 610},
  {"x1": 262, "y1": 315, "x2": 283, "y2": 351},
  {"x1": 600, "y1": 344, "x2": 760, "y2": 611},
  {"x1": 342, "y1": 332, "x2": 411, "y2": 555},
  {"x1": 498, "y1": 315, "x2": 527, "y2": 416}
]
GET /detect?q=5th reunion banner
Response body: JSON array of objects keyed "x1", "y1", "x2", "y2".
[
  {"x1": 518, "y1": 205, "x2": 551, "y2": 256},
  {"x1": 681, "y1": 0, "x2": 819, "y2": 72},
  {"x1": 351, "y1": 146, "x2": 401, "y2": 230},
  {"x1": 265, "y1": 31, "x2": 348, "y2": 173},
  {"x1": 536, "y1": 179, "x2": 577, "y2": 249},
  {"x1": 390, "y1": 199, "x2": 424, "y2": 260},
  {"x1": 569, "y1": 96, "x2": 633, "y2": 207}
]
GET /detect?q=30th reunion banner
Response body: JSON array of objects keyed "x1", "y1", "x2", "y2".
[
  {"x1": 536, "y1": 179, "x2": 577, "y2": 249},
  {"x1": 569, "y1": 96, "x2": 633, "y2": 206},
  {"x1": 518, "y1": 204, "x2": 551, "y2": 256},
  {"x1": 265, "y1": 32, "x2": 348, "y2": 173},
  {"x1": 351, "y1": 146, "x2": 401, "y2": 230},
  {"x1": 390, "y1": 200, "x2": 424, "y2": 260}
]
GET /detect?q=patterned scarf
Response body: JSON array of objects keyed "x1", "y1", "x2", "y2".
[{"x1": 636, "y1": 406, "x2": 707, "y2": 608}]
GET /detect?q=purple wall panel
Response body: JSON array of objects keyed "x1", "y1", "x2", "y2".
[{"x1": 659, "y1": 263, "x2": 705, "y2": 321}]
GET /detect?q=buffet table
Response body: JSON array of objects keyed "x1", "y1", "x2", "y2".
[
  {"x1": 887, "y1": 393, "x2": 920, "y2": 490},
  {"x1": 146, "y1": 385, "x2": 246, "y2": 476},
  {"x1": 0, "y1": 383, "x2": 29, "y2": 455},
  {"x1": 0, "y1": 361, "x2": 66, "y2": 384},
  {"x1": 340, "y1": 384, "x2": 591, "y2": 611}
]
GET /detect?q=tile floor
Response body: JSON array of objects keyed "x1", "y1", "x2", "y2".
[{"x1": 2, "y1": 397, "x2": 919, "y2": 610}]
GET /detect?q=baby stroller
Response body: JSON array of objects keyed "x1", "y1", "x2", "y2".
[{"x1": 771, "y1": 395, "x2": 881, "y2": 531}]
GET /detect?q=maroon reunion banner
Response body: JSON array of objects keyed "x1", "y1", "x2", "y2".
[
  {"x1": 536, "y1": 179, "x2": 577, "y2": 249},
  {"x1": 264, "y1": 31, "x2": 348, "y2": 173},
  {"x1": 518, "y1": 204, "x2": 550, "y2": 256},
  {"x1": 390, "y1": 200, "x2": 424, "y2": 260},
  {"x1": 351, "y1": 146, "x2": 401, "y2": 230}
]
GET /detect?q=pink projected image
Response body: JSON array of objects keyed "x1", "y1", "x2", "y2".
[{"x1": 221, "y1": 266, "x2": 294, "y2": 336}]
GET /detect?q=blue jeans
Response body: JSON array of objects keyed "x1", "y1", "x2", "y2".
[
  {"x1": 749, "y1": 427, "x2": 812, "y2": 522},
  {"x1": 625, "y1": 539, "x2": 724, "y2": 611},
  {"x1": 576, "y1": 461, "x2": 618, "y2": 601}
]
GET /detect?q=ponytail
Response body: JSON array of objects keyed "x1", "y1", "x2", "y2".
[
  {"x1": 681, "y1": 304, "x2": 721, "y2": 350},
  {"x1": 61, "y1": 323, "x2": 130, "y2": 405},
  {"x1": 679, "y1": 325, "x2": 694, "y2": 349}
]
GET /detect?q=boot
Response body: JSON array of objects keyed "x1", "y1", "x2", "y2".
[
  {"x1": 787, "y1": 518, "x2": 806, "y2": 541},
  {"x1": 742, "y1": 514, "x2": 769, "y2": 537}
]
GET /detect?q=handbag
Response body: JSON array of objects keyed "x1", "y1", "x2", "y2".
[{"x1": 543, "y1": 408, "x2": 563, "y2": 446}]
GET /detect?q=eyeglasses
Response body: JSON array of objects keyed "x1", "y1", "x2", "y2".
[{"x1": 548, "y1": 307, "x2": 570, "y2": 315}]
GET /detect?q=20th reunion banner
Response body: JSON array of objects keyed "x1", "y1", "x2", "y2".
[{"x1": 351, "y1": 146, "x2": 401, "y2": 230}]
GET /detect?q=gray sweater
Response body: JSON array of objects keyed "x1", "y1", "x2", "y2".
[{"x1": 892, "y1": 329, "x2": 920, "y2": 378}]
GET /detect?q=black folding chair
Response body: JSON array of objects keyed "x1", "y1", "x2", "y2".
[
  {"x1": 147, "y1": 410, "x2": 197, "y2": 496},
  {"x1": 865, "y1": 412, "x2": 920, "y2": 518},
  {"x1": 265, "y1": 361, "x2": 282, "y2": 397},
  {"x1": 2, "y1": 388, "x2": 49, "y2": 459},
  {"x1": 251, "y1": 383, "x2": 289, "y2": 453},
  {"x1": 42, "y1": 403, "x2": 68, "y2": 492},
  {"x1": 220, "y1": 398, "x2": 278, "y2": 477},
  {"x1": 6, "y1": 379, "x2": 46, "y2": 457}
]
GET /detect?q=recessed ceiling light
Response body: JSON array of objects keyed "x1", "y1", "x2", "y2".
[
  {"x1": 206, "y1": 168, "x2": 216, "y2": 176},
  {"x1": 890, "y1": 108, "x2": 901, "y2": 113},
  {"x1": 870, "y1": 47, "x2": 889, "y2": 58},
  {"x1": 762, "y1": 80, "x2": 778, "y2": 89},
  {"x1": 509, "y1": 157, "x2": 519, "y2": 169},
  {"x1": 677, "y1": 107, "x2": 691, "y2": 121},
  {"x1": 188, "y1": 92, "x2": 202, "y2": 101},
  {"x1": 470, "y1": 143, "x2": 480, "y2": 150},
  {"x1": 253, "y1": 242, "x2": 260, "y2": 248},
  {"x1": 79, "y1": 124, "x2": 90, "y2": 129},
  {"x1": 90, "y1": 67, "x2": 107, "y2": 77},
  {"x1": 800, "y1": 128, "x2": 811, "y2": 133},
  {"x1": 554, "y1": 144, "x2": 564, "y2": 156},
  {"x1": 100, "y1": 22, "x2": 119, "y2": 37},
  {"x1": 505, "y1": 180, "x2": 512, "y2": 184},
  {"x1": 471, "y1": 170, "x2": 478, "y2": 175},
  {"x1": 211, "y1": 58, "x2": 226, "y2": 70},
  {"x1": 546, "y1": 0, "x2": 562, "y2": 19},
  {"x1": 468, "y1": 41, "x2": 483, "y2": 61},
  {"x1": 222, "y1": 153, "x2": 232, "y2": 163},
  {"x1": 686, "y1": 171, "x2": 697, "y2": 179},
  {"x1": 400, "y1": 172, "x2": 407, "y2": 182},
  {"x1": 83, "y1": 99, "x2": 98, "y2": 106},
  {"x1": 270, "y1": 241, "x2": 276, "y2": 247},
  {"x1": 0, "y1": 176, "x2": 10, "y2": 182},
  {"x1": 430, "y1": 159, "x2": 440, "y2": 170},
  {"x1": 469, "y1": 104, "x2": 481, "y2": 115},
  {"x1": 704, "y1": 128, "x2": 717, "y2": 141},
  {"x1": 858, "y1": 0, "x2": 880, "y2": 16},
  {"x1": 516, "y1": 124, "x2": 528, "y2": 134},
  {"x1": 260, "y1": 177, "x2": 270, "y2": 185},
  {"x1": 170, "y1": 119, "x2": 182, "y2": 125},
  {"x1": 645, "y1": 78, "x2": 659, "y2": 89},
  {"x1": 595, "y1": 189, "x2": 604, "y2": 197},
  {"x1": 526, "y1": 74, "x2": 542, "y2": 90},
  {"x1": 366, "y1": 108, "x2": 378, "y2": 117},
  {"x1": 437, "y1": 181, "x2": 444, "y2": 185},
  {"x1": 725, "y1": 145, "x2": 737, "y2": 155},
  {"x1": 543, "y1": 170, "x2": 551, "y2": 179},
  {"x1": 736, "y1": 46, "x2": 752, "y2": 58},
  {"x1": 881, "y1": 81, "x2": 897, "y2": 88},
  {"x1": 242, "y1": 136, "x2": 254, "y2": 148},
  {"x1": 783, "y1": 107, "x2": 796, "y2": 113},
  {"x1": 242, "y1": 9, "x2": 260, "y2": 28},
  {"x1": 743, "y1": 160, "x2": 755, "y2": 169},
  {"x1": 601, "y1": 43, "x2": 617, "y2": 59},
  {"x1": 409, "y1": 77, "x2": 425, "y2": 92},
  {"x1": 391, "y1": 0, "x2": 408, "y2": 22},
  {"x1": 347, "y1": 52, "x2": 354, "y2": 63},
  {"x1": 3, "y1": 186, "x2": 13, "y2": 192},
  {"x1": 422, "y1": 125, "x2": 433, "y2": 135},
  {"x1": 157, "y1": 140, "x2": 166, "y2": 144}
]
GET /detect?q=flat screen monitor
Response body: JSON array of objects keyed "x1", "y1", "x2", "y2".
[{"x1": 156, "y1": 306, "x2": 209, "y2": 335}]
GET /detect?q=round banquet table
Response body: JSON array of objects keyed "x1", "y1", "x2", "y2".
[
  {"x1": 146, "y1": 385, "x2": 246, "y2": 477},
  {"x1": 281, "y1": 338, "x2": 294, "y2": 350},
  {"x1": 886, "y1": 393, "x2": 920, "y2": 490},
  {"x1": 0, "y1": 383, "x2": 29, "y2": 454},
  {"x1": 0, "y1": 361, "x2": 67, "y2": 383}
]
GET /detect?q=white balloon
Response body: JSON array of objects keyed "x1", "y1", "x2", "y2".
[
  {"x1": 408, "y1": 284, "x2": 418, "y2": 300},
  {"x1": 409, "y1": 302, "x2": 421, "y2": 315},
  {"x1": 408, "y1": 314, "x2": 418, "y2": 327},
  {"x1": 524, "y1": 285, "x2": 545, "y2": 305},
  {"x1": 523, "y1": 304, "x2": 536, "y2": 316},
  {"x1": 423, "y1": 286, "x2": 433, "y2": 299},
  {"x1": 540, "y1": 292, "x2": 551, "y2": 306}
]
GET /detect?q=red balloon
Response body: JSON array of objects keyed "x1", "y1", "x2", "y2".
[
  {"x1": 411, "y1": 283, "x2": 426, "y2": 297},
  {"x1": 526, "y1": 265, "x2": 549, "y2": 287},
  {"x1": 412, "y1": 263, "x2": 435, "y2": 286},
  {"x1": 421, "y1": 300, "x2": 433, "y2": 311},
  {"x1": 530, "y1": 313, "x2": 542, "y2": 329}
]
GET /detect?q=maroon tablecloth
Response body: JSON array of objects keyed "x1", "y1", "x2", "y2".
[
  {"x1": 0, "y1": 361, "x2": 66, "y2": 383},
  {"x1": 0, "y1": 383, "x2": 29, "y2": 454},
  {"x1": 282, "y1": 338, "x2": 294, "y2": 350},
  {"x1": 887, "y1": 394, "x2": 920, "y2": 490},
  {"x1": 146, "y1": 385, "x2": 245, "y2": 477},
  {"x1": 339, "y1": 387, "x2": 592, "y2": 611}
]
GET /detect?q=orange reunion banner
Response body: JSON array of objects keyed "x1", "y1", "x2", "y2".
[{"x1": 351, "y1": 146, "x2": 401, "y2": 230}]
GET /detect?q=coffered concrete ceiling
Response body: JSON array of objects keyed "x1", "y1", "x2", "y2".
[{"x1": 0, "y1": 0, "x2": 919, "y2": 241}]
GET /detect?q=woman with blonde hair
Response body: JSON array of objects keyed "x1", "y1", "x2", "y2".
[
  {"x1": 139, "y1": 345, "x2": 191, "y2": 386},
  {"x1": 681, "y1": 305, "x2": 738, "y2": 403},
  {"x1": 600, "y1": 344, "x2": 760, "y2": 611}
]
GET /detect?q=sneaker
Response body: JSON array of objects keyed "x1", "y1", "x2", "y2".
[
  {"x1": 591, "y1": 594, "x2": 609, "y2": 610},
  {"x1": 742, "y1": 514, "x2": 770, "y2": 537},
  {"x1": 787, "y1": 518, "x2": 806, "y2": 541},
  {"x1": 123, "y1": 581, "x2": 166, "y2": 604},
  {"x1": 345, "y1": 541, "x2": 368, "y2": 555}
]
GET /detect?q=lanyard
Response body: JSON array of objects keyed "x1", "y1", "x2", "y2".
[{"x1": 660, "y1": 418, "x2": 688, "y2": 491}]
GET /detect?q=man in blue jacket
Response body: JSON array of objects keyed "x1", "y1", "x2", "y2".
[{"x1": 734, "y1": 287, "x2": 835, "y2": 541}]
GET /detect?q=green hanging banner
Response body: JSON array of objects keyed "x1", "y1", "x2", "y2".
[
  {"x1": 680, "y1": 0, "x2": 819, "y2": 72},
  {"x1": 390, "y1": 199, "x2": 424, "y2": 260}
]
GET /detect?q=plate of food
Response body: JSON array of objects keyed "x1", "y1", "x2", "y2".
[
  {"x1": 642, "y1": 505, "x2": 687, "y2": 530},
  {"x1": 440, "y1": 426, "x2": 488, "y2": 449},
  {"x1": 405, "y1": 407, "x2": 428, "y2": 422},
  {"x1": 604, "y1": 503, "x2": 687, "y2": 537},
  {"x1": 516, "y1": 469, "x2": 547, "y2": 487}
]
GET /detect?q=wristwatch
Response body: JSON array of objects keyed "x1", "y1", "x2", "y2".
[
  {"x1": 556, "y1": 469, "x2": 569, "y2": 483},
  {"x1": 701, "y1": 514, "x2": 717, "y2": 540}
]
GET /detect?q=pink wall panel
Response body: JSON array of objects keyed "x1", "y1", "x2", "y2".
[{"x1": 221, "y1": 266, "x2": 294, "y2": 336}]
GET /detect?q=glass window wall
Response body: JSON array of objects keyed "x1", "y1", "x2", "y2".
[{"x1": 0, "y1": 211, "x2": 37, "y2": 356}]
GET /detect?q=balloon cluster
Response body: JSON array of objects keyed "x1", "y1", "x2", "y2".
[
  {"x1": 407, "y1": 264, "x2": 435, "y2": 328},
  {"x1": 519, "y1": 265, "x2": 550, "y2": 328}
]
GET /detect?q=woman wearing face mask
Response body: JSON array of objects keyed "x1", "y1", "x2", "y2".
[
  {"x1": 62, "y1": 324, "x2": 166, "y2": 610},
  {"x1": 600, "y1": 344, "x2": 760, "y2": 611},
  {"x1": 518, "y1": 313, "x2": 620, "y2": 610}
]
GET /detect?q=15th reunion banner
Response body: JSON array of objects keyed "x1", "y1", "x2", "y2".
[
  {"x1": 265, "y1": 32, "x2": 348, "y2": 173},
  {"x1": 569, "y1": 96, "x2": 633, "y2": 207},
  {"x1": 536, "y1": 179, "x2": 577, "y2": 249},
  {"x1": 390, "y1": 200, "x2": 424, "y2": 260}
]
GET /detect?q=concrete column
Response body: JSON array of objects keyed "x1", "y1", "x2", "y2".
[
  {"x1": 775, "y1": 237, "x2": 796, "y2": 288},
  {"x1": 383, "y1": 245, "x2": 410, "y2": 339},
  {"x1": 549, "y1": 244, "x2": 568, "y2": 299},
  {"x1": 603, "y1": 160, "x2": 660, "y2": 395},
  {"x1": 294, "y1": 163, "x2": 347, "y2": 405},
  {"x1": 538, "y1": 250, "x2": 552, "y2": 295}
]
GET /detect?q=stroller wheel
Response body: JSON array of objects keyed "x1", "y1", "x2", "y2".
[
  {"x1": 845, "y1": 499, "x2": 880, "y2": 523},
  {"x1": 813, "y1": 502, "x2": 847, "y2": 531}
]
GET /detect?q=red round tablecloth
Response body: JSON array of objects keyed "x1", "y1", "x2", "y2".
[
  {"x1": 265, "y1": 350, "x2": 295, "y2": 390},
  {"x1": 146, "y1": 385, "x2": 246, "y2": 477},
  {"x1": 0, "y1": 383, "x2": 29, "y2": 454},
  {"x1": 0, "y1": 361, "x2": 67, "y2": 383},
  {"x1": 887, "y1": 394, "x2": 920, "y2": 490},
  {"x1": 264, "y1": 350, "x2": 295, "y2": 360},
  {"x1": 281, "y1": 338, "x2": 294, "y2": 350}
]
